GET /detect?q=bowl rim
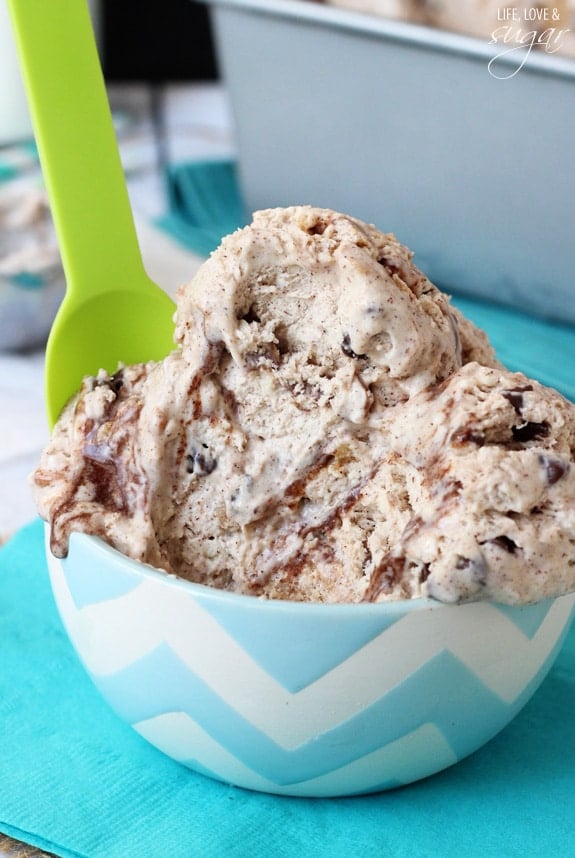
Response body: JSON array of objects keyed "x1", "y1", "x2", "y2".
[{"x1": 54, "y1": 526, "x2": 558, "y2": 618}]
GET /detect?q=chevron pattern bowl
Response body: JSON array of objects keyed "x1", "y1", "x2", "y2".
[{"x1": 46, "y1": 529, "x2": 575, "y2": 797}]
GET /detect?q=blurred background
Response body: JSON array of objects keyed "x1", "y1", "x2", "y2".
[
  {"x1": 101, "y1": 0, "x2": 218, "y2": 82},
  {"x1": 0, "y1": 0, "x2": 228, "y2": 353},
  {"x1": 0, "y1": 0, "x2": 227, "y2": 542},
  {"x1": 1, "y1": 0, "x2": 574, "y2": 539}
]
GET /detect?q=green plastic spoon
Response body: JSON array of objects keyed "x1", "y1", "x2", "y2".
[{"x1": 8, "y1": 0, "x2": 176, "y2": 428}]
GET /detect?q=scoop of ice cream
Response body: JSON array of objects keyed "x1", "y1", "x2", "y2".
[
  {"x1": 32, "y1": 206, "x2": 575, "y2": 606},
  {"x1": 175, "y1": 206, "x2": 468, "y2": 411}
]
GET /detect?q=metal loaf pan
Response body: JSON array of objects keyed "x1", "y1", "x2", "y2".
[{"x1": 202, "y1": 0, "x2": 575, "y2": 323}]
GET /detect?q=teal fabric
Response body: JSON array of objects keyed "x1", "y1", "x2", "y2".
[
  {"x1": 0, "y1": 141, "x2": 38, "y2": 184},
  {"x1": 451, "y1": 294, "x2": 575, "y2": 404},
  {"x1": 156, "y1": 159, "x2": 248, "y2": 258},
  {"x1": 0, "y1": 520, "x2": 574, "y2": 858}
]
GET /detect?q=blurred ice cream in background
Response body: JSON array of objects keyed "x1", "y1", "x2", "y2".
[{"x1": 326, "y1": 0, "x2": 575, "y2": 58}]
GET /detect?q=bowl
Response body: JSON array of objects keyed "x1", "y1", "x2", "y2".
[{"x1": 46, "y1": 527, "x2": 575, "y2": 797}]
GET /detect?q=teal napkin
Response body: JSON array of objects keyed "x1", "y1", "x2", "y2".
[
  {"x1": 0, "y1": 140, "x2": 39, "y2": 183},
  {"x1": 156, "y1": 159, "x2": 248, "y2": 258},
  {"x1": 451, "y1": 295, "x2": 575, "y2": 404},
  {"x1": 1, "y1": 516, "x2": 575, "y2": 858}
]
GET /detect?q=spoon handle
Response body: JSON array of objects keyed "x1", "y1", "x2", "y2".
[{"x1": 7, "y1": 0, "x2": 149, "y2": 298}]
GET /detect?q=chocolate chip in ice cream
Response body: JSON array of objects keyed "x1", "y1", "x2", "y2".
[
  {"x1": 512, "y1": 421, "x2": 550, "y2": 443},
  {"x1": 341, "y1": 334, "x2": 368, "y2": 360},
  {"x1": 94, "y1": 367, "x2": 125, "y2": 395},
  {"x1": 502, "y1": 385, "x2": 533, "y2": 415},
  {"x1": 453, "y1": 555, "x2": 488, "y2": 589},
  {"x1": 539, "y1": 454, "x2": 569, "y2": 486},
  {"x1": 186, "y1": 444, "x2": 217, "y2": 477},
  {"x1": 482, "y1": 535, "x2": 519, "y2": 554}
]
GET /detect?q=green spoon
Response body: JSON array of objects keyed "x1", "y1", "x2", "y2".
[{"x1": 8, "y1": 0, "x2": 176, "y2": 428}]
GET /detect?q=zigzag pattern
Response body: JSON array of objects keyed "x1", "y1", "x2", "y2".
[
  {"x1": 47, "y1": 549, "x2": 575, "y2": 795},
  {"x1": 97, "y1": 645, "x2": 513, "y2": 782},
  {"x1": 134, "y1": 716, "x2": 459, "y2": 796}
]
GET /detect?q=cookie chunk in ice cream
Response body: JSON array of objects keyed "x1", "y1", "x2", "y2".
[{"x1": 32, "y1": 206, "x2": 575, "y2": 605}]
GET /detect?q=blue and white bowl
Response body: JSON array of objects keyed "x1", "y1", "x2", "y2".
[{"x1": 46, "y1": 529, "x2": 575, "y2": 797}]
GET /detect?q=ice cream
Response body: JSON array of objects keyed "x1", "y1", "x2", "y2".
[{"x1": 32, "y1": 206, "x2": 575, "y2": 605}]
